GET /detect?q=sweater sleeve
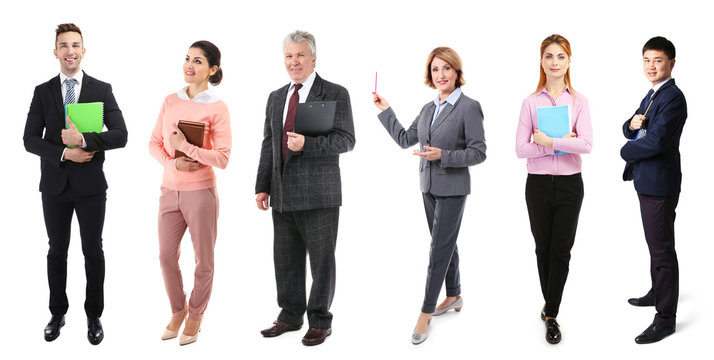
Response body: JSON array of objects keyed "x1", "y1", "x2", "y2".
[
  {"x1": 148, "y1": 98, "x2": 178, "y2": 170},
  {"x1": 178, "y1": 103, "x2": 231, "y2": 169}
]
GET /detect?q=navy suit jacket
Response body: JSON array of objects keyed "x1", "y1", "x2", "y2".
[
  {"x1": 23, "y1": 72, "x2": 128, "y2": 196},
  {"x1": 621, "y1": 79, "x2": 687, "y2": 196}
]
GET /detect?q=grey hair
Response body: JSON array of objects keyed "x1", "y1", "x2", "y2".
[{"x1": 283, "y1": 30, "x2": 316, "y2": 56}]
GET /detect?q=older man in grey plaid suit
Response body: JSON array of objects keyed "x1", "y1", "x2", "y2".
[{"x1": 255, "y1": 30, "x2": 355, "y2": 346}]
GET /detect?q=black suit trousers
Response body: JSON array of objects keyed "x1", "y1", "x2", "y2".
[
  {"x1": 272, "y1": 207, "x2": 339, "y2": 329},
  {"x1": 525, "y1": 173, "x2": 583, "y2": 318},
  {"x1": 42, "y1": 184, "x2": 106, "y2": 317},
  {"x1": 638, "y1": 193, "x2": 679, "y2": 326}
]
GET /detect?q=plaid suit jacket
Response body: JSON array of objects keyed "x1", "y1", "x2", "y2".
[{"x1": 256, "y1": 74, "x2": 355, "y2": 212}]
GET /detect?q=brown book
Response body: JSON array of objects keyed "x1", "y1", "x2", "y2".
[{"x1": 174, "y1": 120, "x2": 205, "y2": 158}]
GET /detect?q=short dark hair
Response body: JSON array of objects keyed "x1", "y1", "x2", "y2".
[
  {"x1": 190, "y1": 40, "x2": 223, "y2": 86},
  {"x1": 55, "y1": 23, "x2": 82, "y2": 46},
  {"x1": 643, "y1": 36, "x2": 675, "y2": 60}
]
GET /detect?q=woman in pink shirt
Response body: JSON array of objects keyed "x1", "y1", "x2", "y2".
[
  {"x1": 148, "y1": 41, "x2": 231, "y2": 346},
  {"x1": 515, "y1": 34, "x2": 592, "y2": 345}
]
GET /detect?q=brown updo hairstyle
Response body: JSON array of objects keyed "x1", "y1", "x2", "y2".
[
  {"x1": 191, "y1": 40, "x2": 223, "y2": 85},
  {"x1": 424, "y1": 47, "x2": 465, "y2": 89}
]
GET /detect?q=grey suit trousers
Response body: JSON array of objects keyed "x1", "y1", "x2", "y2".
[
  {"x1": 421, "y1": 192, "x2": 466, "y2": 313},
  {"x1": 272, "y1": 207, "x2": 339, "y2": 329}
]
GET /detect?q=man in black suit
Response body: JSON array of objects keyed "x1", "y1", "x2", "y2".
[
  {"x1": 23, "y1": 23, "x2": 128, "y2": 345},
  {"x1": 621, "y1": 36, "x2": 687, "y2": 344},
  {"x1": 255, "y1": 30, "x2": 355, "y2": 346}
]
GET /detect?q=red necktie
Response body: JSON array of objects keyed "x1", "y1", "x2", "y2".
[{"x1": 282, "y1": 83, "x2": 302, "y2": 162}]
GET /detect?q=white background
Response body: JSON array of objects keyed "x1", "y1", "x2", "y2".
[{"x1": 1, "y1": 0, "x2": 711, "y2": 359}]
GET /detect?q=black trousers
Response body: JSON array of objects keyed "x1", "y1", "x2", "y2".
[
  {"x1": 525, "y1": 173, "x2": 583, "y2": 318},
  {"x1": 42, "y1": 185, "x2": 106, "y2": 318},
  {"x1": 272, "y1": 207, "x2": 339, "y2": 329},
  {"x1": 421, "y1": 192, "x2": 466, "y2": 314},
  {"x1": 638, "y1": 193, "x2": 679, "y2": 326}
]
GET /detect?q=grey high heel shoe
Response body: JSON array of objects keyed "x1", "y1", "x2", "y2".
[{"x1": 433, "y1": 297, "x2": 463, "y2": 316}]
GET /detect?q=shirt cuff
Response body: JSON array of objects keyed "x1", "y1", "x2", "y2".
[
  {"x1": 81, "y1": 134, "x2": 87, "y2": 149},
  {"x1": 61, "y1": 147, "x2": 67, "y2": 162}
]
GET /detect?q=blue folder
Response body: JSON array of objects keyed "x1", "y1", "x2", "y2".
[{"x1": 536, "y1": 105, "x2": 570, "y2": 155}]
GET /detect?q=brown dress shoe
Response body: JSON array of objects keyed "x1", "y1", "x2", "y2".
[
  {"x1": 261, "y1": 320, "x2": 302, "y2": 337},
  {"x1": 302, "y1": 327, "x2": 332, "y2": 346}
]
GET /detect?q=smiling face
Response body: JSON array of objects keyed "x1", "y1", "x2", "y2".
[
  {"x1": 541, "y1": 43, "x2": 570, "y2": 82},
  {"x1": 54, "y1": 31, "x2": 85, "y2": 77},
  {"x1": 183, "y1": 47, "x2": 216, "y2": 85},
  {"x1": 430, "y1": 57, "x2": 457, "y2": 95},
  {"x1": 284, "y1": 41, "x2": 315, "y2": 84},
  {"x1": 643, "y1": 49, "x2": 675, "y2": 86}
]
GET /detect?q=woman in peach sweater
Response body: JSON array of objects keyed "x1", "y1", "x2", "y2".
[{"x1": 148, "y1": 40, "x2": 231, "y2": 346}]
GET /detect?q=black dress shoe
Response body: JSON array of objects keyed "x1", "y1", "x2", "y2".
[
  {"x1": 628, "y1": 294, "x2": 655, "y2": 307},
  {"x1": 44, "y1": 315, "x2": 65, "y2": 342},
  {"x1": 302, "y1": 327, "x2": 331, "y2": 346},
  {"x1": 260, "y1": 320, "x2": 302, "y2": 337},
  {"x1": 87, "y1": 317, "x2": 104, "y2": 345},
  {"x1": 545, "y1": 318, "x2": 561, "y2": 344},
  {"x1": 635, "y1": 322, "x2": 675, "y2": 344}
]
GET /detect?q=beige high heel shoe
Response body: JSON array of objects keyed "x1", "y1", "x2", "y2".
[
  {"x1": 179, "y1": 317, "x2": 202, "y2": 346},
  {"x1": 161, "y1": 307, "x2": 188, "y2": 340}
]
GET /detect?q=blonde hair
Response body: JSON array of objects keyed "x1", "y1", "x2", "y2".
[{"x1": 424, "y1": 47, "x2": 465, "y2": 89}]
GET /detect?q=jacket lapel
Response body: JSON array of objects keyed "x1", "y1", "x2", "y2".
[
  {"x1": 274, "y1": 83, "x2": 289, "y2": 170},
  {"x1": 430, "y1": 101, "x2": 456, "y2": 135},
  {"x1": 51, "y1": 76, "x2": 65, "y2": 119},
  {"x1": 306, "y1": 73, "x2": 324, "y2": 102},
  {"x1": 78, "y1": 71, "x2": 92, "y2": 103}
]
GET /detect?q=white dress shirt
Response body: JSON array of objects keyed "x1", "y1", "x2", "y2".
[
  {"x1": 282, "y1": 71, "x2": 316, "y2": 125},
  {"x1": 59, "y1": 70, "x2": 87, "y2": 160},
  {"x1": 177, "y1": 86, "x2": 221, "y2": 103}
]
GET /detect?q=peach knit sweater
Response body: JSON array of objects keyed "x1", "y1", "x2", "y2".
[{"x1": 149, "y1": 93, "x2": 231, "y2": 191}]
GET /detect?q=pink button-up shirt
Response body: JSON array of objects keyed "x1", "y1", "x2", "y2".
[{"x1": 515, "y1": 87, "x2": 593, "y2": 175}]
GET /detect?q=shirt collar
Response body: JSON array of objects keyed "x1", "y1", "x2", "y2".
[
  {"x1": 290, "y1": 71, "x2": 316, "y2": 93},
  {"x1": 433, "y1": 87, "x2": 462, "y2": 106},
  {"x1": 652, "y1": 78, "x2": 672, "y2": 94},
  {"x1": 177, "y1": 86, "x2": 220, "y2": 103},
  {"x1": 538, "y1": 86, "x2": 571, "y2": 96},
  {"x1": 59, "y1": 70, "x2": 83, "y2": 86}
]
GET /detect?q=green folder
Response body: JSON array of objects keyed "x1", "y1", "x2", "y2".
[{"x1": 65, "y1": 102, "x2": 104, "y2": 148}]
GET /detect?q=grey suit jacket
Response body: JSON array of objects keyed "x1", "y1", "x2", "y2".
[
  {"x1": 256, "y1": 73, "x2": 355, "y2": 212},
  {"x1": 378, "y1": 92, "x2": 485, "y2": 196}
]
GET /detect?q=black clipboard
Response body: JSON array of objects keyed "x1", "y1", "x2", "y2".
[{"x1": 295, "y1": 101, "x2": 336, "y2": 136}]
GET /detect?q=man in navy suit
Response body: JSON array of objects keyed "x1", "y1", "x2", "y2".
[
  {"x1": 23, "y1": 23, "x2": 128, "y2": 345},
  {"x1": 621, "y1": 36, "x2": 687, "y2": 344}
]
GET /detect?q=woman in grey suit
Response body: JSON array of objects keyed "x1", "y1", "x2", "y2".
[{"x1": 372, "y1": 47, "x2": 486, "y2": 344}]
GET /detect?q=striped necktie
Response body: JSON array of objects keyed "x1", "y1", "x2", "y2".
[{"x1": 64, "y1": 78, "x2": 77, "y2": 105}]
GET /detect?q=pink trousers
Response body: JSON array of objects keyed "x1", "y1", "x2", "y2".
[{"x1": 158, "y1": 187, "x2": 218, "y2": 320}]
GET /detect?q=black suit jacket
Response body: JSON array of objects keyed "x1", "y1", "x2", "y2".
[
  {"x1": 621, "y1": 79, "x2": 687, "y2": 196},
  {"x1": 23, "y1": 72, "x2": 128, "y2": 196},
  {"x1": 256, "y1": 73, "x2": 355, "y2": 213}
]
